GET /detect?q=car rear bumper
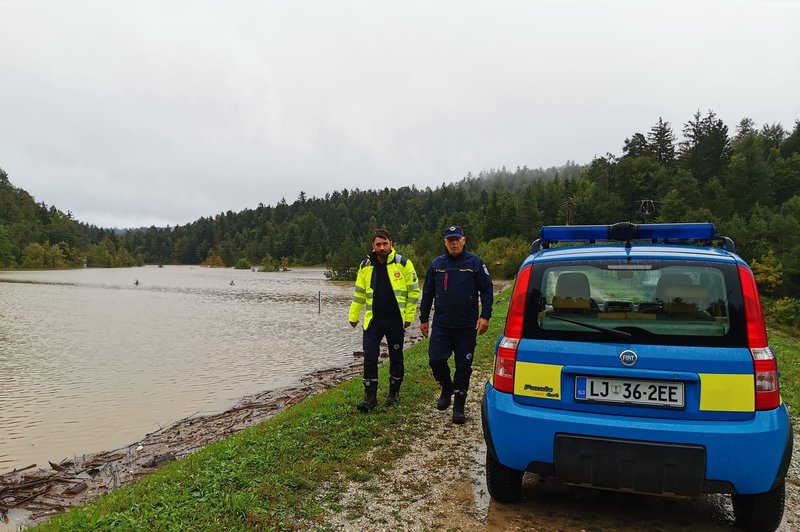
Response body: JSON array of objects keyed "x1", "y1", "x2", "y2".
[{"x1": 482, "y1": 383, "x2": 793, "y2": 495}]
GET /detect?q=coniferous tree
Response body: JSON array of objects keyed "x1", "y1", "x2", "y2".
[
  {"x1": 622, "y1": 133, "x2": 650, "y2": 159},
  {"x1": 647, "y1": 117, "x2": 676, "y2": 164},
  {"x1": 760, "y1": 122, "x2": 787, "y2": 150},
  {"x1": 727, "y1": 132, "x2": 772, "y2": 213},
  {"x1": 736, "y1": 117, "x2": 757, "y2": 138},
  {"x1": 781, "y1": 121, "x2": 800, "y2": 158},
  {"x1": 679, "y1": 110, "x2": 731, "y2": 183}
]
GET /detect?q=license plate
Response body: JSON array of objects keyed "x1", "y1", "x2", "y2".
[{"x1": 575, "y1": 376, "x2": 684, "y2": 408}]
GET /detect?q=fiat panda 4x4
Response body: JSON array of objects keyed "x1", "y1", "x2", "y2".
[{"x1": 482, "y1": 222, "x2": 792, "y2": 531}]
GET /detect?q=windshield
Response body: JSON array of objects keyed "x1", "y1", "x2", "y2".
[{"x1": 521, "y1": 259, "x2": 746, "y2": 347}]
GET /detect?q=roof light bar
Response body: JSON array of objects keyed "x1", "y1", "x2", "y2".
[
  {"x1": 635, "y1": 223, "x2": 715, "y2": 241},
  {"x1": 539, "y1": 222, "x2": 716, "y2": 243},
  {"x1": 541, "y1": 225, "x2": 609, "y2": 242}
]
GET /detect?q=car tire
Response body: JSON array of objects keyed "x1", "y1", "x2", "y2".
[
  {"x1": 485, "y1": 451, "x2": 524, "y2": 502},
  {"x1": 732, "y1": 480, "x2": 785, "y2": 532}
]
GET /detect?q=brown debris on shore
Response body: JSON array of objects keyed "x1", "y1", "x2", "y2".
[{"x1": 1, "y1": 361, "x2": 364, "y2": 528}]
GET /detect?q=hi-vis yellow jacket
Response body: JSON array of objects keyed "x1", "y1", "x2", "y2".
[{"x1": 349, "y1": 248, "x2": 420, "y2": 330}]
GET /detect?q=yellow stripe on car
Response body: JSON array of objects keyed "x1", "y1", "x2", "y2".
[
  {"x1": 698, "y1": 373, "x2": 755, "y2": 412},
  {"x1": 514, "y1": 362, "x2": 563, "y2": 400}
]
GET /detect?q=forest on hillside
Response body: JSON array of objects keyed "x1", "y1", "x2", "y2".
[{"x1": 2, "y1": 111, "x2": 800, "y2": 296}]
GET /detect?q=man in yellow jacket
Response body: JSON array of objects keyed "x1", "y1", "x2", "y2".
[{"x1": 349, "y1": 229, "x2": 420, "y2": 412}]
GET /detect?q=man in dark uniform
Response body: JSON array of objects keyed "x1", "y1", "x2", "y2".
[{"x1": 419, "y1": 225, "x2": 493, "y2": 424}]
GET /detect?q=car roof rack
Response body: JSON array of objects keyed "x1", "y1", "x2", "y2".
[{"x1": 530, "y1": 222, "x2": 736, "y2": 254}]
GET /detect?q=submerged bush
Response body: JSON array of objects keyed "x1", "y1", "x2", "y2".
[
  {"x1": 201, "y1": 254, "x2": 225, "y2": 268},
  {"x1": 234, "y1": 258, "x2": 252, "y2": 270}
]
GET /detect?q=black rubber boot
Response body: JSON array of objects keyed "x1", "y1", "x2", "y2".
[
  {"x1": 436, "y1": 379, "x2": 454, "y2": 411},
  {"x1": 452, "y1": 390, "x2": 467, "y2": 424},
  {"x1": 357, "y1": 381, "x2": 378, "y2": 413},
  {"x1": 385, "y1": 377, "x2": 402, "y2": 406}
]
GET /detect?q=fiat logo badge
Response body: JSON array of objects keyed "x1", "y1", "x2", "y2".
[{"x1": 619, "y1": 350, "x2": 638, "y2": 367}]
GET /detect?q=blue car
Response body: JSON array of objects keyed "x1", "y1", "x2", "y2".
[{"x1": 482, "y1": 222, "x2": 792, "y2": 532}]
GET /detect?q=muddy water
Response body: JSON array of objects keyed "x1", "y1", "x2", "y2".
[{"x1": 0, "y1": 266, "x2": 358, "y2": 473}]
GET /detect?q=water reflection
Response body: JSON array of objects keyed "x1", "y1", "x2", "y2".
[{"x1": 0, "y1": 266, "x2": 355, "y2": 473}]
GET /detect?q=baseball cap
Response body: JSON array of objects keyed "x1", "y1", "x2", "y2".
[{"x1": 443, "y1": 225, "x2": 465, "y2": 239}]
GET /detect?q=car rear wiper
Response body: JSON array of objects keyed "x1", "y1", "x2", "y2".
[{"x1": 545, "y1": 315, "x2": 633, "y2": 339}]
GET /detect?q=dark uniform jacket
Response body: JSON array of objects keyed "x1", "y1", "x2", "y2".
[{"x1": 419, "y1": 250, "x2": 493, "y2": 328}]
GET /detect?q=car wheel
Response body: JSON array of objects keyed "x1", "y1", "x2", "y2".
[
  {"x1": 732, "y1": 480, "x2": 785, "y2": 532},
  {"x1": 485, "y1": 451, "x2": 524, "y2": 502}
]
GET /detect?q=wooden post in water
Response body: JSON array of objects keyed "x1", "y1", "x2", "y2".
[{"x1": 318, "y1": 291, "x2": 321, "y2": 314}]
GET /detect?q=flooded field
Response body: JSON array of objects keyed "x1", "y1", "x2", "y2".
[{"x1": 0, "y1": 266, "x2": 357, "y2": 473}]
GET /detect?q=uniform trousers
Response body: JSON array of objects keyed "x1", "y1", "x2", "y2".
[
  {"x1": 363, "y1": 317, "x2": 404, "y2": 383},
  {"x1": 428, "y1": 325, "x2": 477, "y2": 391}
]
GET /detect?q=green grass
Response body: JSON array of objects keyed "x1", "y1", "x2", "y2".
[
  {"x1": 38, "y1": 295, "x2": 509, "y2": 531},
  {"x1": 769, "y1": 327, "x2": 800, "y2": 414}
]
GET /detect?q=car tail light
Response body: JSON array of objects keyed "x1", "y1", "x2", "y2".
[
  {"x1": 494, "y1": 337, "x2": 518, "y2": 393},
  {"x1": 738, "y1": 265, "x2": 779, "y2": 410},
  {"x1": 493, "y1": 265, "x2": 531, "y2": 393}
]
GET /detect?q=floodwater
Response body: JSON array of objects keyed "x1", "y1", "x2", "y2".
[{"x1": 0, "y1": 266, "x2": 357, "y2": 473}]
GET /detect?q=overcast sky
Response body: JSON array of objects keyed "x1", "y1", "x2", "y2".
[{"x1": 1, "y1": 0, "x2": 799, "y2": 228}]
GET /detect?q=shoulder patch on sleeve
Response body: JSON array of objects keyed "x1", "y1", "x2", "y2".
[
  {"x1": 361, "y1": 257, "x2": 372, "y2": 268},
  {"x1": 396, "y1": 254, "x2": 407, "y2": 267},
  {"x1": 483, "y1": 263, "x2": 490, "y2": 275}
]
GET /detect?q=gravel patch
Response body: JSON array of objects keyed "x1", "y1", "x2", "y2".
[{"x1": 321, "y1": 380, "x2": 800, "y2": 531}]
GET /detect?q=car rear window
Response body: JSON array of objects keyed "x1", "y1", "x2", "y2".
[{"x1": 521, "y1": 259, "x2": 746, "y2": 347}]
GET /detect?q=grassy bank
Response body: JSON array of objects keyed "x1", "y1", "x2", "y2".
[
  {"x1": 38, "y1": 290, "x2": 800, "y2": 530},
  {"x1": 39, "y1": 296, "x2": 509, "y2": 531},
  {"x1": 769, "y1": 327, "x2": 800, "y2": 414}
]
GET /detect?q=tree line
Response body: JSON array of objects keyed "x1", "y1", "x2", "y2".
[
  {"x1": 2, "y1": 110, "x2": 800, "y2": 295},
  {"x1": 0, "y1": 173, "x2": 145, "y2": 269}
]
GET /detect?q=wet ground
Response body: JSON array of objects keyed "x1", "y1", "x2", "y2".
[
  {"x1": 4, "y1": 357, "x2": 798, "y2": 532},
  {"x1": 483, "y1": 478, "x2": 736, "y2": 531},
  {"x1": 323, "y1": 367, "x2": 800, "y2": 531},
  {"x1": 4, "y1": 366, "x2": 798, "y2": 531}
]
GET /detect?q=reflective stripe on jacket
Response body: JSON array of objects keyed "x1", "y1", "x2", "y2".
[{"x1": 349, "y1": 248, "x2": 420, "y2": 330}]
